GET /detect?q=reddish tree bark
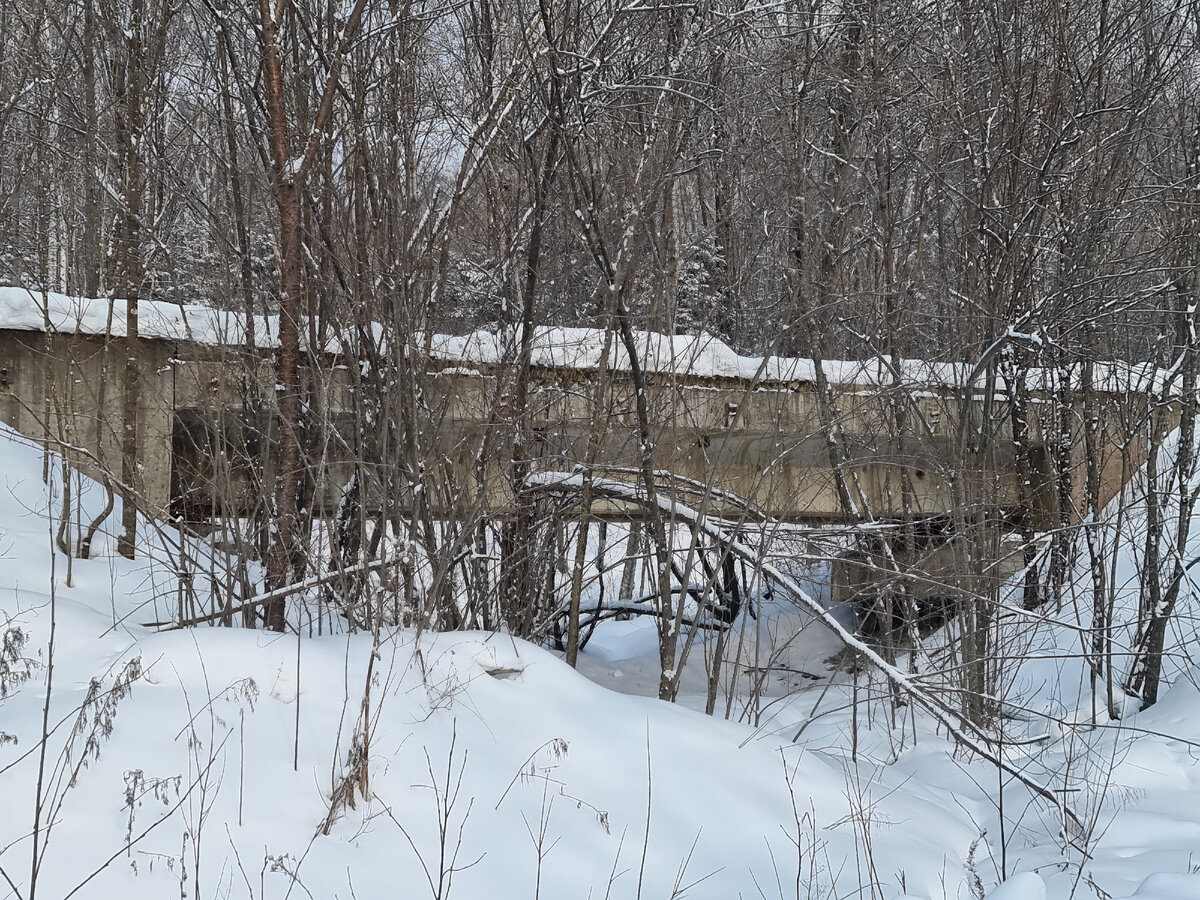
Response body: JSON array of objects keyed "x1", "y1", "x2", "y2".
[{"x1": 257, "y1": 0, "x2": 368, "y2": 631}]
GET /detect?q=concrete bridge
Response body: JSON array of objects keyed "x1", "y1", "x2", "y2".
[{"x1": 0, "y1": 290, "x2": 1150, "y2": 536}]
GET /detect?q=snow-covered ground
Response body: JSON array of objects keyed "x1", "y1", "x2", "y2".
[{"x1": 3, "y1": 421, "x2": 1200, "y2": 900}]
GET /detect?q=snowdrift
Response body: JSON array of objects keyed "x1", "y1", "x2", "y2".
[{"x1": 3, "y1": 422, "x2": 1200, "y2": 900}]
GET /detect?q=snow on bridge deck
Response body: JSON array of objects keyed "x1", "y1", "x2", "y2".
[{"x1": 0, "y1": 286, "x2": 1163, "y2": 389}]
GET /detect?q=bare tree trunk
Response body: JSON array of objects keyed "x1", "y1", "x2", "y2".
[
  {"x1": 497, "y1": 130, "x2": 560, "y2": 636},
  {"x1": 257, "y1": 0, "x2": 369, "y2": 630},
  {"x1": 259, "y1": 0, "x2": 304, "y2": 629},
  {"x1": 1128, "y1": 285, "x2": 1199, "y2": 707},
  {"x1": 115, "y1": 0, "x2": 146, "y2": 560}
]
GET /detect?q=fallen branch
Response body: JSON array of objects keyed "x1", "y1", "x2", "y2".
[
  {"x1": 527, "y1": 470, "x2": 1082, "y2": 834},
  {"x1": 141, "y1": 558, "x2": 398, "y2": 630}
]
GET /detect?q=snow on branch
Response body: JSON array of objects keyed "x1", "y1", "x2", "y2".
[{"x1": 526, "y1": 470, "x2": 1084, "y2": 835}]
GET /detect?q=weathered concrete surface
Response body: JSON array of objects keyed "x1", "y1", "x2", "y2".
[{"x1": 0, "y1": 325, "x2": 1148, "y2": 528}]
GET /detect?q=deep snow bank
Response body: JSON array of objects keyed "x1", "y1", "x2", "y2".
[
  {"x1": 5, "y1": 420, "x2": 1200, "y2": 900},
  {"x1": 0, "y1": 424, "x2": 982, "y2": 900}
]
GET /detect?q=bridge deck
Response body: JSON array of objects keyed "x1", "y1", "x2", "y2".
[{"x1": 0, "y1": 291, "x2": 1154, "y2": 528}]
